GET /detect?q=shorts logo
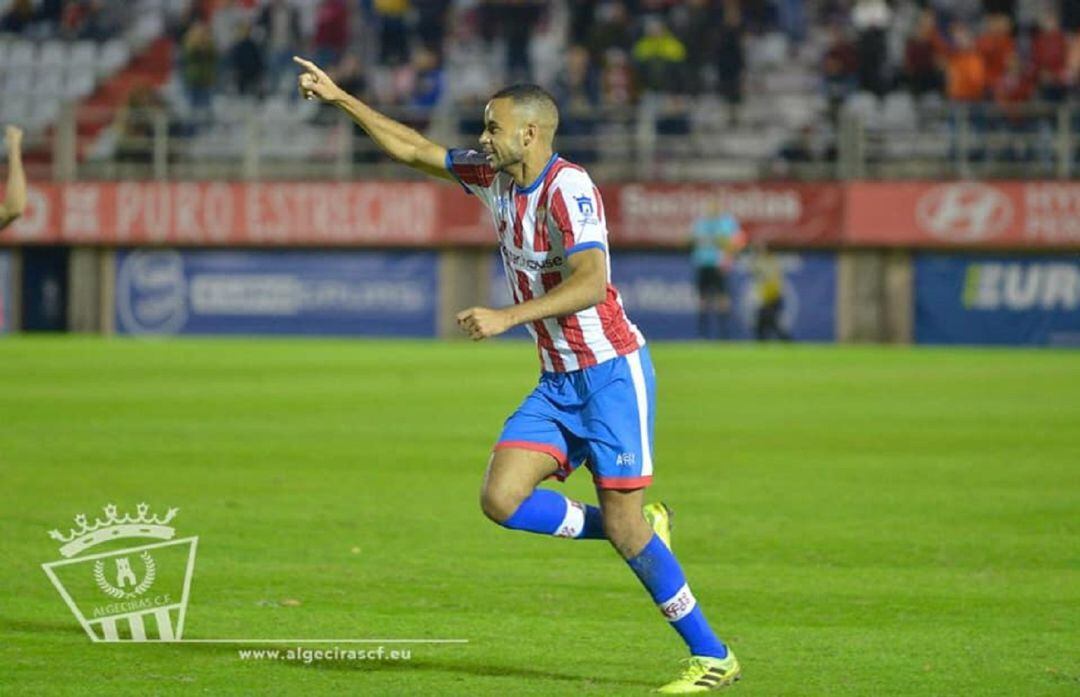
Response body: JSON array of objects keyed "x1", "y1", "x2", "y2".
[
  {"x1": 42, "y1": 503, "x2": 198, "y2": 642},
  {"x1": 615, "y1": 452, "x2": 636, "y2": 467}
]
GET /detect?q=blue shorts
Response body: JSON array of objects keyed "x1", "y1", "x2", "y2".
[{"x1": 494, "y1": 346, "x2": 656, "y2": 490}]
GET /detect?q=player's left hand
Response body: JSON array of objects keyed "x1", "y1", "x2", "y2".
[{"x1": 456, "y1": 306, "x2": 513, "y2": 341}]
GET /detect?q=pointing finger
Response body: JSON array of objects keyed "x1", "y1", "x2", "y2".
[{"x1": 292, "y1": 56, "x2": 319, "y2": 73}]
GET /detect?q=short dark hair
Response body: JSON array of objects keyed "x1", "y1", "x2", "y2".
[{"x1": 489, "y1": 84, "x2": 559, "y2": 130}]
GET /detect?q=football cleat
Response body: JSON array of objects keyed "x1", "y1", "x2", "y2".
[{"x1": 656, "y1": 653, "x2": 741, "y2": 693}]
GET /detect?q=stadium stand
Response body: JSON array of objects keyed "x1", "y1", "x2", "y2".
[{"x1": 2, "y1": 0, "x2": 1079, "y2": 180}]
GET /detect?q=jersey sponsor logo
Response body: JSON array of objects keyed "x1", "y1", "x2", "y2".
[{"x1": 501, "y1": 248, "x2": 565, "y2": 272}]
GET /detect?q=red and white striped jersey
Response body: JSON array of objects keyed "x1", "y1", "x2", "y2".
[{"x1": 446, "y1": 149, "x2": 645, "y2": 372}]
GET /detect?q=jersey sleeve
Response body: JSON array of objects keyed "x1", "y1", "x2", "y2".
[
  {"x1": 548, "y1": 169, "x2": 608, "y2": 256},
  {"x1": 445, "y1": 149, "x2": 496, "y2": 195}
]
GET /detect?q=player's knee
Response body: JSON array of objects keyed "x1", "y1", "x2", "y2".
[{"x1": 479, "y1": 485, "x2": 525, "y2": 525}]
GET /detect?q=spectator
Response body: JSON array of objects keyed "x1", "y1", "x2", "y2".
[
  {"x1": 78, "y1": 0, "x2": 123, "y2": 41},
  {"x1": 633, "y1": 16, "x2": 688, "y2": 94},
  {"x1": 182, "y1": 20, "x2": 217, "y2": 116},
  {"x1": 904, "y1": 9, "x2": 947, "y2": 96},
  {"x1": 851, "y1": 0, "x2": 891, "y2": 96},
  {"x1": 0, "y1": 0, "x2": 34, "y2": 33},
  {"x1": 552, "y1": 45, "x2": 601, "y2": 162},
  {"x1": 567, "y1": 0, "x2": 598, "y2": 47},
  {"x1": 822, "y1": 22, "x2": 858, "y2": 119},
  {"x1": 993, "y1": 53, "x2": 1034, "y2": 116},
  {"x1": 715, "y1": 0, "x2": 745, "y2": 106},
  {"x1": 600, "y1": 47, "x2": 636, "y2": 107},
  {"x1": 992, "y1": 53, "x2": 1036, "y2": 162},
  {"x1": 211, "y1": 0, "x2": 250, "y2": 57},
  {"x1": 114, "y1": 84, "x2": 166, "y2": 165},
  {"x1": 35, "y1": 0, "x2": 64, "y2": 29},
  {"x1": 945, "y1": 24, "x2": 986, "y2": 102},
  {"x1": 1031, "y1": 9, "x2": 1069, "y2": 103},
  {"x1": 374, "y1": 0, "x2": 410, "y2": 66},
  {"x1": 230, "y1": 20, "x2": 265, "y2": 96},
  {"x1": 257, "y1": 0, "x2": 303, "y2": 95},
  {"x1": 414, "y1": 0, "x2": 451, "y2": 52},
  {"x1": 410, "y1": 47, "x2": 444, "y2": 111},
  {"x1": 314, "y1": 0, "x2": 349, "y2": 68},
  {"x1": 975, "y1": 13, "x2": 1015, "y2": 90},
  {"x1": 774, "y1": 0, "x2": 807, "y2": 45},
  {"x1": 588, "y1": 1, "x2": 635, "y2": 65},
  {"x1": 673, "y1": 0, "x2": 715, "y2": 95}
]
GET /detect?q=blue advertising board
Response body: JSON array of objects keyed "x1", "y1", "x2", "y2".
[
  {"x1": 613, "y1": 251, "x2": 836, "y2": 341},
  {"x1": 489, "y1": 250, "x2": 836, "y2": 341},
  {"x1": 915, "y1": 254, "x2": 1080, "y2": 346},
  {"x1": 115, "y1": 249, "x2": 438, "y2": 336},
  {"x1": 0, "y1": 251, "x2": 10, "y2": 334}
]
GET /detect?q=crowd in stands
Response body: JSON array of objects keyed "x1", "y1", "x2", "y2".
[
  {"x1": 5, "y1": 0, "x2": 1080, "y2": 170},
  {"x1": 8, "y1": 1, "x2": 1080, "y2": 119},
  {"x1": 0, "y1": 0, "x2": 123, "y2": 40},
  {"x1": 823, "y1": 1, "x2": 1080, "y2": 115}
]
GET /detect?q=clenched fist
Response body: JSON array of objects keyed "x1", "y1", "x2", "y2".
[{"x1": 456, "y1": 307, "x2": 514, "y2": 341}]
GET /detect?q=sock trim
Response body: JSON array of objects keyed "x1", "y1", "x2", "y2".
[
  {"x1": 659, "y1": 582, "x2": 697, "y2": 622},
  {"x1": 554, "y1": 499, "x2": 586, "y2": 538}
]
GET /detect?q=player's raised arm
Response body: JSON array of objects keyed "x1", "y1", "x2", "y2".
[
  {"x1": 0, "y1": 125, "x2": 26, "y2": 231},
  {"x1": 293, "y1": 56, "x2": 451, "y2": 181}
]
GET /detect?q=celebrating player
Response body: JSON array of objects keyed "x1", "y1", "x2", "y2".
[
  {"x1": 295, "y1": 56, "x2": 740, "y2": 693},
  {"x1": 0, "y1": 125, "x2": 26, "y2": 231}
]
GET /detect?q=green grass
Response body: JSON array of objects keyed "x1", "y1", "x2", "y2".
[{"x1": 1, "y1": 337, "x2": 1078, "y2": 696}]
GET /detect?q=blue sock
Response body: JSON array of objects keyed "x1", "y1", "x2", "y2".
[
  {"x1": 627, "y1": 534, "x2": 728, "y2": 659},
  {"x1": 502, "y1": 489, "x2": 604, "y2": 539}
]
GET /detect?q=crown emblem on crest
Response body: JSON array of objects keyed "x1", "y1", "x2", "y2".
[{"x1": 48, "y1": 503, "x2": 179, "y2": 558}]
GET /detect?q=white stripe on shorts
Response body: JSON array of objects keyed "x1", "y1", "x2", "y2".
[{"x1": 626, "y1": 350, "x2": 653, "y2": 477}]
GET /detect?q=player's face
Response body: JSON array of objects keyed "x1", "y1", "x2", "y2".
[{"x1": 479, "y1": 99, "x2": 525, "y2": 171}]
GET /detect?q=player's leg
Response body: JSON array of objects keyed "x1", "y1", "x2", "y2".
[
  {"x1": 715, "y1": 272, "x2": 731, "y2": 340},
  {"x1": 599, "y1": 486, "x2": 729, "y2": 660},
  {"x1": 587, "y1": 347, "x2": 738, "y2": 690},
  {"x1": 695, "y1": 268, "x2": 711, "y2": 339},
  {"x1": 480, "y1": 448, "x2": 606, "y2": 539},
  {"x1": 481, "y1": 383, "x2": 606, "y2": 540}
]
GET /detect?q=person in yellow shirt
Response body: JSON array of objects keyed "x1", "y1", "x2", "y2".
[{"x1": 751, "y1": 240, "x2": 791, "y2": 342}]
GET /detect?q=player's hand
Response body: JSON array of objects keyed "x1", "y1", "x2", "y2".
[
  {"x1": 456, "y1": 307, "x2": 513, "y2": 341},
  {"x1": 293, "y1": 56, "x2": 344, "y2": 103},
  {"x1": 4, "y1": 125, "x2": 22, "y2": 150}
]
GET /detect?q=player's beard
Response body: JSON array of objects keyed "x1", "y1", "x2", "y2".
[{"x1": 489, "y1": 143, "x2": 523, "y2": 172}]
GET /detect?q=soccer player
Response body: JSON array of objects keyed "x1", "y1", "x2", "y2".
[
  {"x1": 0, "y1": 125, "x2": 26, "y2": 231},
  {"x1": 295, "y1": 56, "x2": 740, "y2": 693}
]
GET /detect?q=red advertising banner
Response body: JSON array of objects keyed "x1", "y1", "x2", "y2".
[
  {"x1": 2, "y1": 181, "x2": 845, "y2": 248},
  {"x1": 845, "y1": 181, "x2": 1080, "y2": 248},
  {"x1": 601, "y1": 182, "x2": 845, "y2": 246}
]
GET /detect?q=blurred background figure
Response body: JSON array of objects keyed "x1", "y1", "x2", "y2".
[
  {"x1": 750, "y1": 239, "x2": 791, "y2": 343},
  {"x1": 690, "y1": 201, "x2": 743, "y2": 340}
]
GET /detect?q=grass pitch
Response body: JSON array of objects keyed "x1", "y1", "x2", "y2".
[{"x1": 1, "y1": 337, "x2": 1077, "y2": 696}]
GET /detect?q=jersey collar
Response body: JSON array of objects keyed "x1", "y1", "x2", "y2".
[{"x1": 513, "y1": 152, "x2": 560, "y2": 196}]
